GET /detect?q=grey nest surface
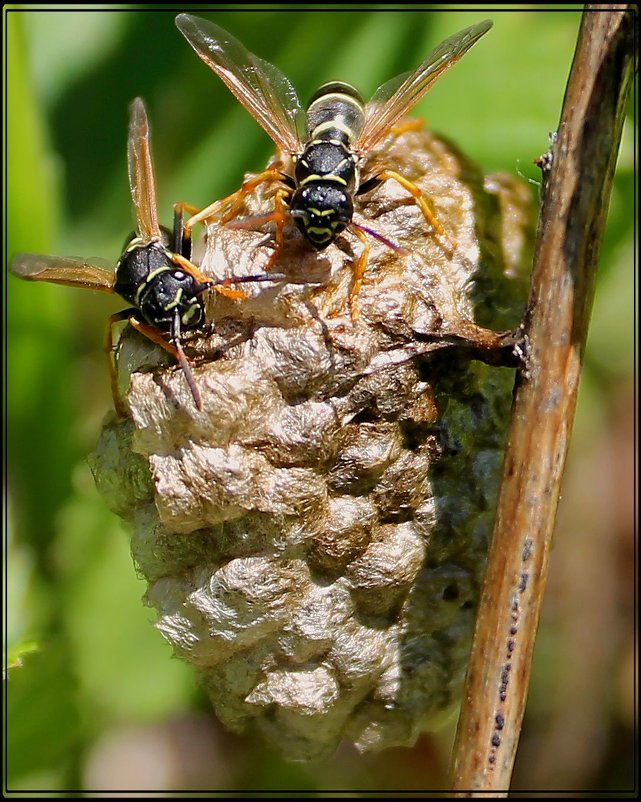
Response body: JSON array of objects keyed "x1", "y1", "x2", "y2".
[{"x1": 90, "y1": 126, "x2": 531, "y2": 760}]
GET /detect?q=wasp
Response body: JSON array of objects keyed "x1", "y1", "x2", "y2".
[
  {"x1": 175, "y1": 14, "x2": 493, "y2": 317},
  {"x1": 10, "y1": 97, "x2": 276, "y2": 415}
]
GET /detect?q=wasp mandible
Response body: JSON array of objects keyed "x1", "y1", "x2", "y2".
[
  {"x1": 10, "y1": 98, "x2": 275, "y2": 414},
  {"x1": 176, "y1": 14, "x2": 493, "y2": 317}
]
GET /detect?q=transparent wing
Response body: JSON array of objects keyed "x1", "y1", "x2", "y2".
[
  {"x1": 10, "y1": 254, "x2": 116, "y2": 293},
  {"x1": 128, "y1": 97, "x2": 162, "y2": 242},
  {"x1": 354, "y1": 19, "x2": 493, "y2": 153},
  {"x1": 176, "y1": 13, "x2": 307, "y2": 155}
]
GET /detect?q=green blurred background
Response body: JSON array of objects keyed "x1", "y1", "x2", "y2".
[{"x1": 5, "y1": 5, "x2": 635, "y2": 793}]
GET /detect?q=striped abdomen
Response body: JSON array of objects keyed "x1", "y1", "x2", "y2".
[{"x1": 306, "y1": 81, "x2": 365, "y2": 144}]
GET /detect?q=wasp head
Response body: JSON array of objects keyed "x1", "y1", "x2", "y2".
[{"x1": 289, "y1": 184, "x2": 353, "y2": 250}]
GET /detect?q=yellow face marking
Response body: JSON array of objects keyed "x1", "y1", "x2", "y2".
[
  {"x1": 135, "y1": 266, "x2": 171, "y2": 304},
  {"x1": 163, "y1": 288, "x2": 183, "y2": 311},
  {"x1": 299, "y1": 173, "x2": 348, "y2": 187},
  {"x1": 182, "y1": 300, "x2": 201, "y2": 324},
  {"x1": 299, "y1": 173, "x2": 323, "y2": 184},
  {"x1": 308, "y1": 208, "x2": 335, "y2": 217}
]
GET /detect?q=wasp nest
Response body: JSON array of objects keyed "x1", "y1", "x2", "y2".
[{"x1": 90, "y1": 127, "x2": 531, "y2": 760}]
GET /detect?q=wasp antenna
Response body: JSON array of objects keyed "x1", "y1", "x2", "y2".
[{"x1": 351, "y1": 222, "x2": 407, "y2": 255}]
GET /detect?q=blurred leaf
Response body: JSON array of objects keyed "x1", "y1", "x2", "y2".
[
  {"x1": 53, "y1": 466, "x2": 195, "y2": 725},
  {"x1": 6, "y1": 11, "x2": 80, "y2": 555},
  {"x1": 5, "y1": 641, "x2": 39, "y2": 672},
  {"x1": 586, "y1": 241, "x2": 636, "y2": 379},
  {"x1": 24, "y1": 11, "x2": 126, "y2": 106},
  {"x1": 5, "y1": 643, "x2": 81, "y2": 784}
]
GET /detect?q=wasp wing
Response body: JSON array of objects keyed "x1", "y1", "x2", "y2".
[
  {"x1": 354, "y1": 19, "x2": 492, "y2": 154},
  {"x1": 10, "y1": 254, "x2": 116, "y2": 294},
  {"x1": 127, "y1": 97, "x2": 162, "y2": 243},
  {"x1": 176, "y1": 14, "x2": 307, "y2": 155}
]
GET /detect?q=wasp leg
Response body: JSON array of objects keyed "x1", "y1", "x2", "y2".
[
  {"x1": 106, "y1": 309, "x2": 203, "y2": 413},
  {"x1": 129, "y1": 312, "x2": 202, "y2": 411},
  {"x1": 389, "y1": 118, "x2": 425, "y2": 137},
  {"x1": 126, "y1": 316, "x2": 183, "y2": 360},
  {"x1": 105, "y1": 309, "x2": 139, "y2": 418},
  {"x1": 347, "y1": 224, "x2": 371, "y2": 323},
  {"x1": 224, "y1": 185, "x2": 292, "y2": 272},
  {"x1": 265, "y1": 187, "x2": 289, "y2": 271},
  {"x1": 220, "y1": 168, "x2": 289, "y2": 225},
  {"x1": 358, "y1": 168, "x2": 456, "y2": 254},
  {"x1": 105, "y1": 310, "x2": 183, "y2": 416},
  {"x1": 174, "y1": 201, "x2": 201, "y2": 218},
  {"x1": 209, "y1": 283, "x2": 247, "y2": 300},
  {"x1": 168, "y1": 252, "x2": 247, "y2": 301},
  {"x1": 168, "y1": 310, "x2": 202, "y2": 411},
  {"x1": 182, "y1": 168, "x2": 287, "y2": 237},
  {"x1": 173, "y1": 202, "x2": 201, "y2": 258}
]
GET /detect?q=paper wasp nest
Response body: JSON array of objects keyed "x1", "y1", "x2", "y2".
[{"x1": 90, "y1": 127, "x2": 531, "y2": 760}]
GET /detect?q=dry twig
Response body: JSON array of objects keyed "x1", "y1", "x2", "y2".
[{"x1": 451, "y1": 5, "x2": 636, "y2": 794}]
